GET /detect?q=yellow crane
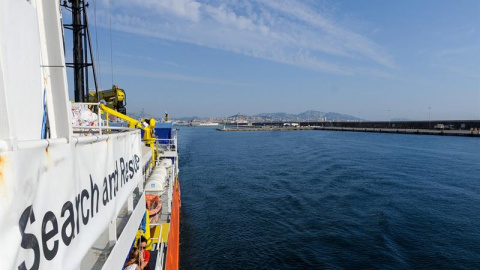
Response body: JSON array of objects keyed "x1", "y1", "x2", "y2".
[
  {"x1": 91, "y1": 85, "x2": 155, "y2": 146},
  {"x1": 89, "y1": 85, "x2": 127, "y2": 114}
]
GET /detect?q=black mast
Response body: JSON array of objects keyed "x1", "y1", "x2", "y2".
[
  {"x1": 72, "y1": 0, "x2": 84, "y2": 102},
  {"x1": 63, "y1": 0, "x2": 99, "y2": 102}
]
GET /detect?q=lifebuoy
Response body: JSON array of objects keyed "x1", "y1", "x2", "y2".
[{"x1": 145, "y1": 194, "x2": 162, "y2": 224}]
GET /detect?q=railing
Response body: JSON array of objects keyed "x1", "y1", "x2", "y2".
[
  {"x1": 71, "y1": 102, "x2": 103, "y2": 134},
  {"x1": 149, "y1": 173, "x2": 174, "y2": 270},
  {"x1": 154, "y1": 137, "x2": 177, "y2": 152},
  {"x1": 71, "y1": 102, "x2": 132, "y2": 135},
  {"x1": 143, "y1": 155, "x2": 154, "y2": 182},
  {"x1": 156, "y1": 241, "x2": 166, "y2": 270},
  {"x1": 148, "y1": 166, "x2": 173, "y2": 270},
  {"x1": 170, "y1": 166, "x2": 176, "y2": 213},
  {"x1": 153, "y1": 128, "x2": 179, "y2": 152},
  {"x1": 98, "y1": 190, "x2": 146, "y2": 270},
  {"x1": 147, "y1": 223, "x2": 166, "y2": 270},
  {"x1": 148, "y1": 143, "x2": 178, "y2": 270}
]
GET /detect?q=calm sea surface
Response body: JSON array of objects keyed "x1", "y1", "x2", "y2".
[{"x1": 177, "y1": 127, "x2": 480, "y2": 270}]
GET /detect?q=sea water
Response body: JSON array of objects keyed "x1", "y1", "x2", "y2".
[{"x1": 178, "y1": 127, "x2": 480, "y2": 269}]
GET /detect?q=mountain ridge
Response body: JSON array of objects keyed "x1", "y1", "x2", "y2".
[{"x1": 171, "y1": 110, "x2": 362, "y2": 122}]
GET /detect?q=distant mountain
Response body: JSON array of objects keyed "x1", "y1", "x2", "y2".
[
  {"x1": 172, "y1": 116, "x2": 201, "y2": 121},
  {"x1": 323, "y1": 112, "x2": 361, "y2": 121},
  {"x1": 172, "y1": 110, "x2": 362, "y2": 122},
  {"x1": 228, "y1": 113, "x2": 250, "y2": 119},
  {"x1": 255, "y1": 112, "x2": 297, "y2": 119},
  {"x1": 298, "y1": 110, "x2": 327, "y2": 119}
]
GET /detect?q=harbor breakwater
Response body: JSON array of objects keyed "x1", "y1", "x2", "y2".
[
  {"x1": 217, "y1": 126, "x2": 480, "y2": 137},
  {"x1": 251, "y1": 120, "x2": 480, "y2": 130}
]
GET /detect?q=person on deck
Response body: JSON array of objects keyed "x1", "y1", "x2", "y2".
[
  {"x1": 139, "y1": 236, "x2": 150, "y2": 270},
  {"x1": 124, "y1": 248, "x2": 145, "y2": 270}
]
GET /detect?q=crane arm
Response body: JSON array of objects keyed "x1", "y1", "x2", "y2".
[
  {"x1": 100, "y1": 104, "x2": 157, "y2": 170},
  {"x1": 99, "y1": 103, "x2": 156, "y2": 147},
  {"x1": 100, "y1": 103, "x2": 141, "y2": 129}
]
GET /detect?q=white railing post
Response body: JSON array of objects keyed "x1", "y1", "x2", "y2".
[
  {"x1": 168, "y1": 176, "x2": 173, "y2": 213},
  {"x1": 155, "y1": 224, "x2": 164, "y2": 270},
  {"x1": 138, "y1": 179, "x2": 144, "y2": 193},
  {"x1": 127, "y1": 193, "x2": 134, "y2": 213},
  {"x1": 97, "y1": 103, "x2": 102, "y2": 135},
  {"x1": 109, "y1": 218, "x2": 117, "y2": 243}
]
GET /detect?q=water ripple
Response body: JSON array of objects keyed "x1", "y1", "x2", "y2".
[{"x1": 179, "y1": 128, "x2": 480, "y2": 269}]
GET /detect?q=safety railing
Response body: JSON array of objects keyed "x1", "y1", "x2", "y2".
[
  {"x1": 148, "y1": 154, "x2": 177, "y2": 270},
  {"x1": 71, "y1": 102, "x2": 103, "y2": 134},
  {"x1": 146, "y1": 223, "x2": 166, "y2": 270},
  {"x1": 143, "y1": 155, "x2": 154, "y2": 182},
  {"x1": 156, "y1": 241, "x2": 166, "y2": 270},
  {"x1": 154, "y1": 138, "x2": 177, "y2": 152},
  {"x1": 71, "y1": 102, "x2": 132, "y2": 135},
  {"x1": 168, "y1": 168, "x2": 175, "y2": 213}
]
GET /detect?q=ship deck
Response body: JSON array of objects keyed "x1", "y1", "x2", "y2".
[
  {"x1": 146, "y1": 177, "x2": 171, "y2": 270},
  {"x1": 80, "y1": 187, "x2": 143, "y2": 270},
  {"x1": 80, "y1": 145, "x2": 152, "y2": 270}
]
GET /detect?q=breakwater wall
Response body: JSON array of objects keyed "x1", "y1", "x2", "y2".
[
  {"x1": 314, "y1": 127, "x2": 480, "y2": 137},
  {"x1": 217, "y1": 126, "x2": 480, "y2": 137},
  {"x1": 252, "y1": 120, "x2": 480, "y2": 130}
]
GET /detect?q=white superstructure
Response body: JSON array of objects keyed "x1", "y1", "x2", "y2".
[{"x1": 0, "y1": 1, "x2": 153, "y2": 269}]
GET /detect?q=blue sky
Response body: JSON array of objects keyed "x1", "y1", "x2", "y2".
[{"x1": 65, "y1": 0, "x2": 479, "y2": 120}]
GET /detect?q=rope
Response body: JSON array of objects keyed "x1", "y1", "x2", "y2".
[
  {"x1": 41, "y1": 88, "x2": 48, "y2": 139},
  {"x1": 108, "y1": 0, "x2": 114, "y2": 85},
  {"x1": 94, "y1": 0, "x2": 101, "y2": 85}
]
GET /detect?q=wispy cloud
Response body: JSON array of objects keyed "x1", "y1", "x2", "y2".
[
  {"x1": 114, "y1": 52, "x2": 154, "y2": 61},
  {"x1": 95, "y1": 0, "x2": 395, "y2": 75},
  {"x1": 114, "y1": 66, "x2": 250, "y2": 85}
]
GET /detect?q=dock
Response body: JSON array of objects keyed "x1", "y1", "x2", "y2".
[{"x1": 217, "y1": 126, "x2": 480, "y2": 137}]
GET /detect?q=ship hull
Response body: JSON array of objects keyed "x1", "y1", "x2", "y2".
[{"x1": 165, "y1": 179, "x2": 181, "y2": 270}]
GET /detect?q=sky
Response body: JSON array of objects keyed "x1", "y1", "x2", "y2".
[{"x1": 64, "y1": 0, "x2": 480, "y2": 120}]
